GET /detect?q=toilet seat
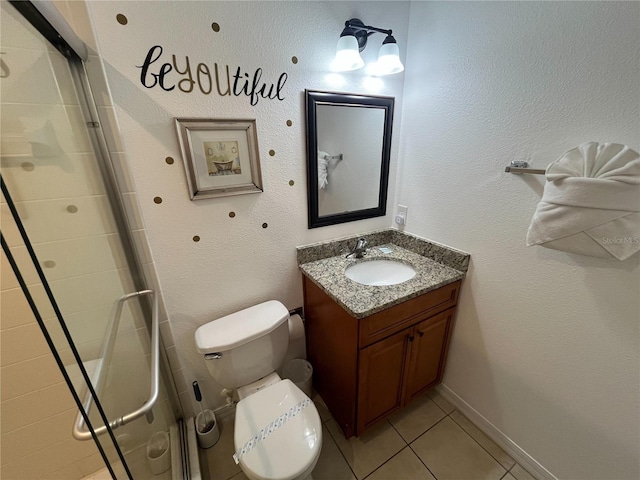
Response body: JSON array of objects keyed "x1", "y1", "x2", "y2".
[{"x1": 234, "y1": 379, "x2": 322, "y2": 480}]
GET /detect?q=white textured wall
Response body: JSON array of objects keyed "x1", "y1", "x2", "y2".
[
  {"x1": 86, "y1": 1, "x2": 409, "y2": 414},
  {"x1": 398, "y1": 2, "x2": 639, "y2": 479}
]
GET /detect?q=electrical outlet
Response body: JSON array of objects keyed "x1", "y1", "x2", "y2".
[{"x1": 395, "y1": 204, "x2": 408, "y2": 226}]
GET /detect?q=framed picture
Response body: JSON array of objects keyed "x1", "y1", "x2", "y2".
[{"x1": 175, "y1": 118, "x2": 263, "y2": 199}]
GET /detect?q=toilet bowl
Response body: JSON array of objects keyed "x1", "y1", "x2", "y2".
[{"x1": 195, "y1": 301, "x2": 322, "y2": 480}]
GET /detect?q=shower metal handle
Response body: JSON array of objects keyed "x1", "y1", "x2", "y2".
[{"x1": 72, "y1": 289, "x2": 160, "y2": 440}]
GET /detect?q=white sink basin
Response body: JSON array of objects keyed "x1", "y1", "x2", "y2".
[{"x1": 345, "y1": 259, "x2": 416, "y2": 286}]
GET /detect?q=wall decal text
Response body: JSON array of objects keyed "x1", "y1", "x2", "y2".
[{"x1": 137, "y1": 46, "x2": 288, "y2": 106}]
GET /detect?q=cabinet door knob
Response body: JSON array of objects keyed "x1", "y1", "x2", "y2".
[
  {"x1": 418, "y1": 331, "x2": 424, "y2": 337},
  {"x1": 408, "y1": 335, "x2": 414, "y2": 342}
]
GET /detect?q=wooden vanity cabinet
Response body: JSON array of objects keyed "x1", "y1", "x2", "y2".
[{"x1": 303, "y1": 276, "x2": 461, "y2": 438}]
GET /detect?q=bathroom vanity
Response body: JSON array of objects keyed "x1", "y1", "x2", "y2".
[{"x1": 297, "y1": 230, "x2": 469, "y2": 438}]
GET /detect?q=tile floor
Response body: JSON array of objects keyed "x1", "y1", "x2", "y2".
[{"x1": 201, "y1": 390, "x2": 538, "y2": 480}]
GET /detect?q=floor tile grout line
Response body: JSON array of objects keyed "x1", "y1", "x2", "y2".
[
  {"x1": 324, "y1": 418, "x2": 360, "y2": 480},
  {"x1": 507, "y1": 461, "x2": 535, "y2": 479},
  {"x1": 357, "y1": 419, "x2": 405, "y2": 479},
  {"x1": 402, "y1": 411, "x2": 453, "y2": 479},
  {"x1": 448, "y1": 409, "x2": 514, "y2": 472},
  {"x1": 387, "y1": 416, "x2": 410, "y2": 446},
  {"x1": 313, "y1": 395, "x2": 360, "y2": 479},
  {"x1": 407, "y1": 412, "x2": 450, "y2": 445},
  {"x1": 407, "y1": 441, "x2": 440, "y2": 480},
  {"x1": 322, "y1": 392, "x2": 513, "y2": 480},
  {"x1": 361, "y1": 444, "x2": 409, "y2": 480}
]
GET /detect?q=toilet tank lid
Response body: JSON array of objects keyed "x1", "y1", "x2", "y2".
[{"x1": 195, "y1": 300, "x2": 289, "y2": 353}]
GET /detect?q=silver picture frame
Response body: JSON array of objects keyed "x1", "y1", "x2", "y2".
[{"x1": 175, "y1": 118, "x2": 263, "y2": 200}]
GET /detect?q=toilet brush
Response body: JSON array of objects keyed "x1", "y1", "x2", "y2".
[{"x1": 192, "y1": 381, "x2": 214, "y2": 431}]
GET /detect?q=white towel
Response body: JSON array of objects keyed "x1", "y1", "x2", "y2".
[
  {"x1": 318, "y1": 151, "x2": 329, "y2": 189},
  {"x1": 526, "y1": 142, "x2": 640, "y2": 261}
]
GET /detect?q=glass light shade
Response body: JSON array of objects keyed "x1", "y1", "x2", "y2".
[
  {"x1": 376, "y1": 42, "x2": 404, "y2": 75},
  {"x1": 333, "y1": 35, "x2": 364, "y2": 71}
]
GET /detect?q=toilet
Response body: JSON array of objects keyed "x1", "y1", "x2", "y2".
[{"x1": 195, "y1": 300, "x2": 322, "y2": 480}]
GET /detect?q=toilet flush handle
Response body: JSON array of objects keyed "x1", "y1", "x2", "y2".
[{"x1": 205, "y1": 353, "x2": 223, "y2": 360}]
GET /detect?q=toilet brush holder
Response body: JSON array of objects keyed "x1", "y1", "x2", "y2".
[
  {"x1": 196, "y1": 409, "x2": 220, "y2": 449},
  {"x1": 192, "y1": 381, "x2": 220, "y2": 449}
]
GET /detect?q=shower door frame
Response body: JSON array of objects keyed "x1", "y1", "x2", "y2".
[{"x1": 4, "y1": 0, "x2": 187, "y2": 477}]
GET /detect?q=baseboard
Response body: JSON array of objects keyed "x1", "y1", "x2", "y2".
[{"x1": 436, "y1": 384, "x2": 558, "y2": 480}]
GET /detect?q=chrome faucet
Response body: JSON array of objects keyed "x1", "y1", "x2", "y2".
[{"x1": 347, "y1": 237, "x2": 368, "y2": 259}]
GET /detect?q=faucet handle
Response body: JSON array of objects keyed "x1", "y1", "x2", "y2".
[{"x1": 346, "y1": 237, "x2": 368, "y2": 259}]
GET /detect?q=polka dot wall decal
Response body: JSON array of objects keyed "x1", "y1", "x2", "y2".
[
  {"x1": 43, "y1": 260, "x2": 56, "y2": 269},
  {"x1": 211, "y1": 22, "x2": 220, "y2": 32},
  {"x1": 21, "y1": 162, "x2": 35, "y2": 171},
  {"x1": 291, "y1": 56, "x2": 298, "y2": 64},
  {"x1": 116, "y1": 14, "x2": 128, "y2": 25},
  {"x1": 193, "y1": 235, "x2": 201, "y2": 242},
  {"x1": 229, "y1": 211, "x2": 236, "y2": 218},
  {"x1": 289, "y1": 180, "x2": 295, "y2": 186},
  {"x1": 262, "y1": 223, "x2": 268, "y2": 229},
  {"x1": 286, "y1": 120, "x2": 293, "y2": 127},
  {"x1": 153, "y1": 196, "x2": 163, "y2": 204},
  {"x1": 165, "y1": 156, "x2": 174, "y2": 165},
  {"x1": 269, "y1": 150, "x2": 275, "y2": 156},
  {"x1": 66, "y1": 205, "x2": 78, "y2": 213}
]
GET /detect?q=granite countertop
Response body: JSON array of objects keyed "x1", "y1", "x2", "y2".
[{"x1": 299, "y1": 243, "x2": 466, "y2": 319}]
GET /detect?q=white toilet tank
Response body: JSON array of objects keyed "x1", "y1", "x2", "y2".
[{"x1": 195, "y1": 300, "x2": 290, "y2": 389}]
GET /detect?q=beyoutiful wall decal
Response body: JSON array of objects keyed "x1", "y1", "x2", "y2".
[{"x1": 137, "y1": 45, "x2": 288, "y2": 106}]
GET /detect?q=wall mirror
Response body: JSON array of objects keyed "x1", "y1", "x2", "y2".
[{"x1": 305, "y1": 90, "x2": 394, "y2": 228}]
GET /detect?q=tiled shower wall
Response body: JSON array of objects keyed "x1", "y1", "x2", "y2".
[
  {"x1": 1, "y1": 3, "x2": 103, "y2": 477},
  {"x1": 0, "y1": 251, "x2": 103, "y2": 479},
  {"x1": 0, "y1": 1, "x2": 181, "y2": 478}
]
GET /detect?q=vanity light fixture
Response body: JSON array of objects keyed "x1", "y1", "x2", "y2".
[{"x1": 333, "y1": 18, "x2": 404, "y2": 75}]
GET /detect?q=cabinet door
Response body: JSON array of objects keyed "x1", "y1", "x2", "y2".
[
  {"x1": 403, "y1": 308, "x2": 455, "y2": 403},
  {"x1": 357, "y1": 328, "x2": 412, "y2": 434}
]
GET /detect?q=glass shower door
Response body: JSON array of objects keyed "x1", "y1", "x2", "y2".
[{"x1": 0, "y1": 2, "x2": 182, "y2": 478}]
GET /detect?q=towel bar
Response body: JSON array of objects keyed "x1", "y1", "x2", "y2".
[
  {"x1": 505, "y1": 161, "x2": 545, "y2": 175},
  {"x1": 72, "y1": 289, "x2": 160, "y2": 440},
  {"x1": 324, "y1": 154, "x2": 343, "y2": 162}
]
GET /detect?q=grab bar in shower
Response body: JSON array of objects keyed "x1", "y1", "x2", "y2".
[{"x1": 72, "y1": 289, "x2": 160, "y2": 440}]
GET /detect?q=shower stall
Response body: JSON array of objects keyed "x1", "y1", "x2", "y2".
[{"x1": 0, "y1": 1, "x2": 195, "y2": 478}]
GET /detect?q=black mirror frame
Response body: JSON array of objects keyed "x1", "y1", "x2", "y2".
[{"x1": 305, "y1": 89, "x2": 394, "y2": 229}]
